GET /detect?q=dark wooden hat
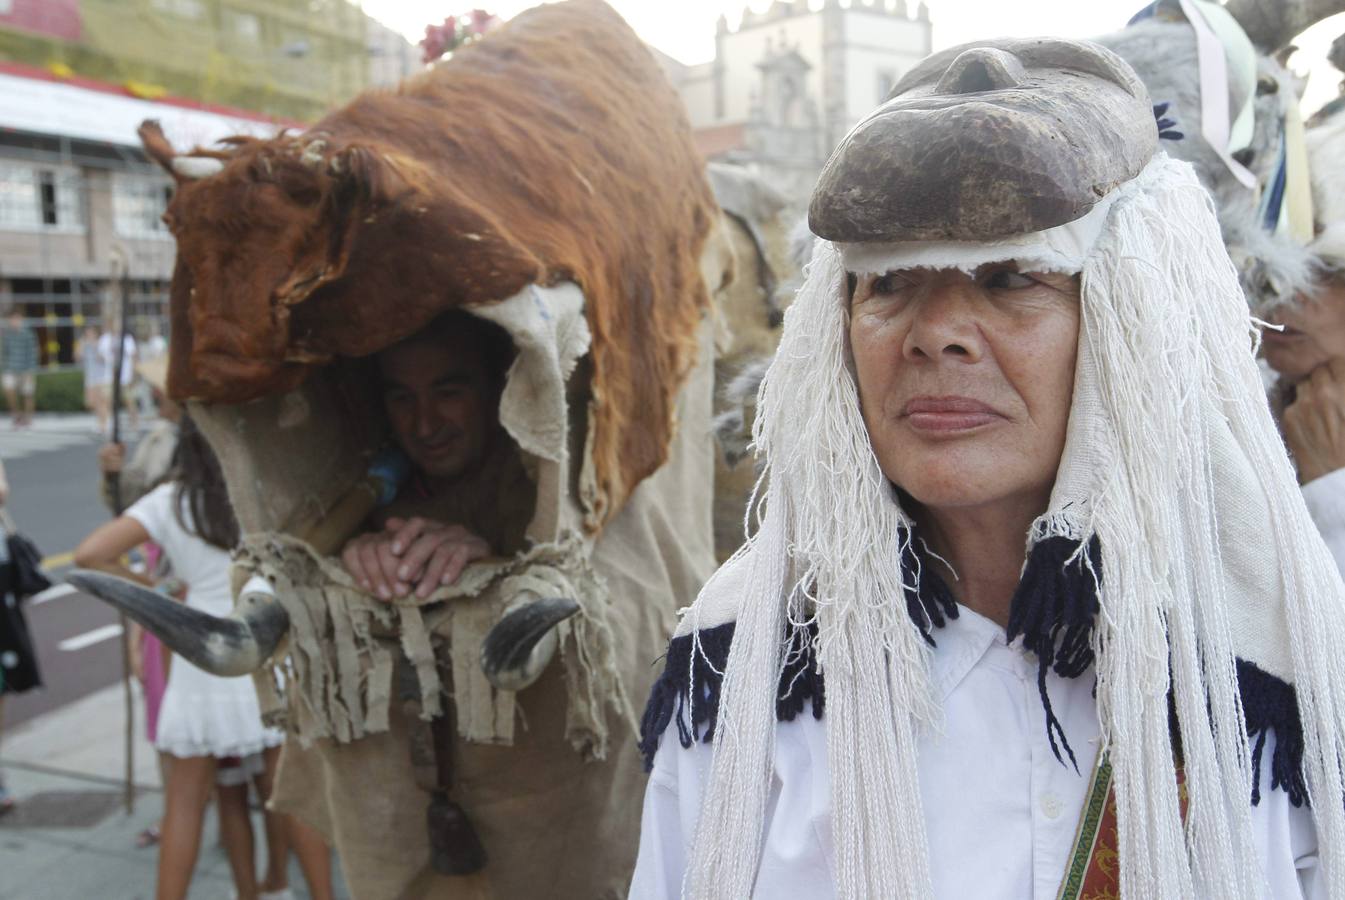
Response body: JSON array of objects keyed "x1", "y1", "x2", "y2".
[{"x1": 809, "y1": 38, "x2": 1158, "y2": 243}]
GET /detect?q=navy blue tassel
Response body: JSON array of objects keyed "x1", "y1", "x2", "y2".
[
  {"x1": 1237, "y1": 659, "x2": 1307, "y2": 807},
  {"x1": 1005, "y1": 536, "x2": 1102, "y2": 772},
  {"x1": 1153, "y1": 101, "x2": 1185, "y2": 141},
  {"x1": 639, "y1": 540, "x2": 1312, "y2": 808},
  {"x1": 638, "y1": 621, "x2": 735, "y2": 770},
  {"x1": 639, "y1": 530, "x2": 950, "y2": 770},
  {"x1": 776, "y1": 623, "x2": 826, "y2": 723},
  {"x1": 897, "y1": 522, "x2": 960, "y2": 645}
]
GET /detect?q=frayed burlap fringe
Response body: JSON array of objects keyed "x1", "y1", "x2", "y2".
[{"x1": 237, "y1": 532, "x2": 631, "y2": 758}]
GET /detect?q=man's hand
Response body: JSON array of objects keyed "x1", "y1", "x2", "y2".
[
  {"x1": 99, "y1": 442, "x2": 125, "y2": 476},
  {"x1": 1283, "y1": 357, "x2": 1345, "y2": 484},
  {"x1": 340, "y1": 516, "x2": 491, "y2": 601}
]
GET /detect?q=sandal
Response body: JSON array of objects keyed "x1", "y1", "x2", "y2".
[{"x1": 135, "y1": 826, "x2": 161, "y2": 848}]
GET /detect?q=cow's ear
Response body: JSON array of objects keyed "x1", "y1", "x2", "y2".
[
  {"x1": 326, "y1": 145, "x2": 420, "y2": 208},
  {"x1": 273, "y1": 144, "x2": 422, "y2": 307}
]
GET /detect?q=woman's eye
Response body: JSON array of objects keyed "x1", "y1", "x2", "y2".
[
  {"x1": 872, "y1": 273, "x2": 913, "y2": 295},
  {"x1": 983, "y1": 269, "x2": 1038, "y2": 290}
]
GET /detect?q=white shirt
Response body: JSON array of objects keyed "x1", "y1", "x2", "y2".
[
  {"x1": 97, "y1": 332, "x2": 137, "y2": 386},
  {"x1": 1303, "y1": 468, "x2": 1345, "y2": 577},
  {"x1": 632, "y1": 606, "x2": 1323, "y2": 899},
  {"x1": 125, "y1": 482, "x2": 234, "y2": 617}
]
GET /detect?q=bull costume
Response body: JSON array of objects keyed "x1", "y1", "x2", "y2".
[
  {"x1": 634, "y1": 39, "x2": 1343, "y2": 899},
  {"x1": 70, "y1": 3, "x2": 723, "y2": 897}
]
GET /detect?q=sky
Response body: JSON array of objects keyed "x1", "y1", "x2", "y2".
[{"x1": 363, "y1": 0, "x2": 1345, "y2": 117}]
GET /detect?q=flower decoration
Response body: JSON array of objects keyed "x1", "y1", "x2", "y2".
[{"x1": 421, "y1": 9, "x2": 499, "y2": 65}]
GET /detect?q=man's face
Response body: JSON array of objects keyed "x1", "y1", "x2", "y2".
[
  {"x1": 377, "y1": 334, "x2": 496, "y2": 482},
  {"x1": 850, "y1": 264, "x2": 1080, "y2": 516},
  {"x1": 1262, "y1": 277, "x2": 1345, "y2": 383}
]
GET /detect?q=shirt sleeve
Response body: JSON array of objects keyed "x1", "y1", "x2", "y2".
[
  {"x1": 630, "y1": 737, "x2": 695, "y2": 899},
  {"x1": 1301, "y1": 468, "x2": 1345, "y2": 577},
  {"x1": 124, "y1": 482, "x2": 177, "y2": 548}
]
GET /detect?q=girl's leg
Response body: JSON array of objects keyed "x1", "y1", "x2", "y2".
[
  {"x1": 257, "y1": 746, "x2": 334, "y2": 900},
  {"x1": 256, "y1": 771, "x2": 290, "y2": 893},
  {"x1": 156, "y1": 755, "x2": 216, "y2": 900},
  {"x1": 217, "y1": 781, "x2": 259, "y2": 900}
]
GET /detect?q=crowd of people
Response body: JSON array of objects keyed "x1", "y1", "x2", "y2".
[{"x1": 0, "y1": 310, "x2": 166, "y2": 435}]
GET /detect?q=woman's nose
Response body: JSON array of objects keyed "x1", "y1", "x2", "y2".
[
  {"x1": 902, "y1": 284, "x2": 984, "y2": 363},
  {"x1": 414, "y1": 401, "x2": 442, "y2": 437}
]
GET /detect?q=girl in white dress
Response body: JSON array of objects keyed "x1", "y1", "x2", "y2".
[{"x1": 75, "y1": 418, "x2": 332, "y2": 900}]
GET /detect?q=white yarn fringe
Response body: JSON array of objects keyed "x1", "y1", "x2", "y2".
[
  {"x1": 685, "y1": 242, "x2": 936, "y2": 898},
  {"x1": 1077, "y1": 156, "x2": 1345, "y2": 898}
]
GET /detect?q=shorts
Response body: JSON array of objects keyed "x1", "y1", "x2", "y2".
[{"x1": 1, "y1": 372, "x2": 35, "y2": 397}]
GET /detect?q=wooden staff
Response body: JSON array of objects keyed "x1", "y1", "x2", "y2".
[{"x1": 107, "y1": 247, "x2": 135, "y2": 815}]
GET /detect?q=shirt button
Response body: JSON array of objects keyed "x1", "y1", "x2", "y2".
[{"x1": 1040, "y1": 793, "x2": 1063, "y2": 820}]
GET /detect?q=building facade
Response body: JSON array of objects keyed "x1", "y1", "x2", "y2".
[
  {"x1": 0, "y1": 64, "x2": 285, "y2": 369},
  {"x1": 0, "y1": 0, "x2": 415, "y2": 372},
  {"x1": 664, "y1": 0, "x2": 933, "y2": 204}
]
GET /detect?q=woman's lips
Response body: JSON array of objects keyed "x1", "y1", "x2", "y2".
[{"x1": 901, "y1": 396, "x2": 1004, "y2": 433}]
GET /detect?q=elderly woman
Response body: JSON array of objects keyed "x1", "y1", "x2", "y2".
[{"x1": 632, "y1": 38, "x2": 1345, "y2": 900}]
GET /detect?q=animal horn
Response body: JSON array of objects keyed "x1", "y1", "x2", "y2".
[
  {"x1": 170, "y1": 156, "x2": 225, "y2": 180},
  {"x1": 67, "y1": 570, "x2": 288, "y2": 677},
  {"x1": 480, "y1": 595, "x2": 580, "y2": 692},
  {"x1": 1224, "y1": 0, "x2": 1345, "y2": 52}
]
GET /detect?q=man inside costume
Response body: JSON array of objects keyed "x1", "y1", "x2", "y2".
[
  {"x1": 633, "y1": 38, "x2": 1342, "y2": 899},
  {"x1": 338, "y1": 311, "x2": 532, "y2": 600}
]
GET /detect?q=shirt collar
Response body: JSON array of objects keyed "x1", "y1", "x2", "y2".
[{"x1": 929, "y1": 604, "x2": 1008, "y2": 701}]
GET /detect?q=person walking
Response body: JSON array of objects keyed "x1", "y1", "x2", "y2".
[
  {"x1": 1, "y1": 310, "x2": 38, "y2": 429},
  {"x1": 74, "y1": 417, "x2": 330, "y2": 900},
  {"x1": 80, "y1": 325, "x2": 110, "y2": 435},
  {"x1": 98, "y1": 324, "x2": 138, "y2": 434}
]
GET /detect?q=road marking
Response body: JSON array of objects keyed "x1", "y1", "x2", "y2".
[
  {"x1": 58, "y1": 623, "x2": 124, "y2": 652},
  {"x1": 31, "y1": 582, "x2": 78, "y2": 605},
  {"x1": 41, "y1": 550, "x2": 74, "y2": 570}
]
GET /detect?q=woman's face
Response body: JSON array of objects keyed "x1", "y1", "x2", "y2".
[
  {"x1": 1262, "y1": 276, "x2": 1345, "y2": 383},
  {"x1": 849, "y1": 264, "x2": 1080, "y2": 516}
]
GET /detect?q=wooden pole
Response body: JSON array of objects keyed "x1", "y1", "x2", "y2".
[{"x1": 108, "y1": 248, "x2": 135, "y2": 815}]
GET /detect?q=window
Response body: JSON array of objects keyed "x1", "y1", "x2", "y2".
[
  {"x1": 150, "y1": 0, "x2": 205, "y2": 20},
  {"x1": 224, "y1": 10, "x2": 261, "y2": 41},
  {"x1": 877, "y1": 68, "x2": 898, "y2": 104},
  {"x1": 0, "y1": 162, "x2": 85, "y2": 232},
  {"x1": 112, "y1": 174, "x2": 173, "y2": 239}
]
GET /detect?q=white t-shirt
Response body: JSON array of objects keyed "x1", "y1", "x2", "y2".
[
  {"x1": 1303, "y1": 468, "x2": 1345, "y2": 576},
  {"x1": 125, "y1": 482, "x2": 233, "y2": 617},
  {"x1": 97, "y1": 332, "x2": 137, "y2": 387}
]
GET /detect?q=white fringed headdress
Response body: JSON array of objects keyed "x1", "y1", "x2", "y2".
[{"x1": 641, "y1": 121, "x2": 1345, "y2": 900}]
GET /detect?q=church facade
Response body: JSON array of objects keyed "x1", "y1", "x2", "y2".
[{"x1": 661, "y1": 0, "x2": 933, "y2": 205}]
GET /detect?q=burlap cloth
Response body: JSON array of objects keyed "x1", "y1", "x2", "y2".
[{"x1": 204, "y1": 317, "x2": 715, "y2": 899}]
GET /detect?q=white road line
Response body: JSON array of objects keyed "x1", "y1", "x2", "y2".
[
  {"x1": 58, "y1": 623, "x2": 124, "y2": 652},
  {"x1": 31, "y1": 583, "x2": 78, "y2": 605}
]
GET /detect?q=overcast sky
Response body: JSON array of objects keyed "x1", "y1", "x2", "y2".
[{"x1": 364, "y1": 0, "x2": 1345, "y2": 116}]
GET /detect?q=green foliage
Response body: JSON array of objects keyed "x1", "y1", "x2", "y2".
[{"x1": 0, "y1": 369, "x2": 86, "y2": 413}]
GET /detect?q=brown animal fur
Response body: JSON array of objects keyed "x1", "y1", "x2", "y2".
[{"x1": 151, "y1": 0, "x2": 717, "y2": 531}]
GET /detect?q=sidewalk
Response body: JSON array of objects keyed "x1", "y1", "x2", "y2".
[{"x1": 1, "y1": 681, "x2": 348, "y2": 899}]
